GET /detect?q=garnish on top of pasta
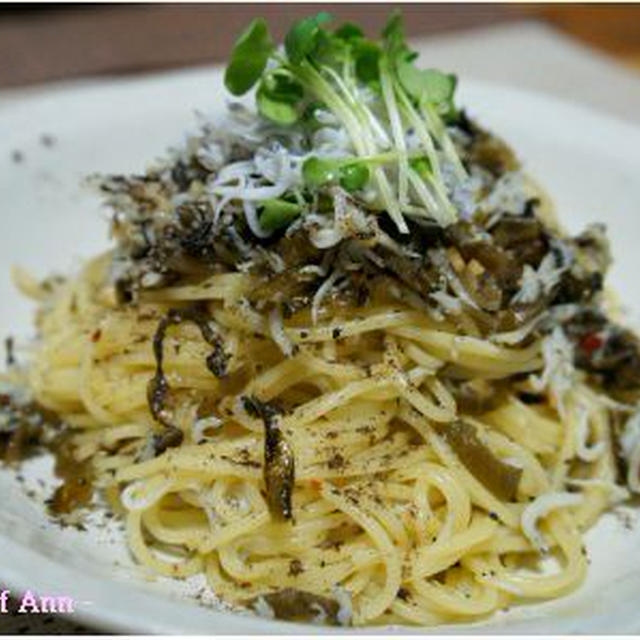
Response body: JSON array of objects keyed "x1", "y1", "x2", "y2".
[{"x1": 3, "y1": 11, "x2": 640, "y2": 628}]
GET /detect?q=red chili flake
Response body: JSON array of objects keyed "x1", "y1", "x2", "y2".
[
  {"x1": 90, "y1": 329, "x2": 102, "y2": 342},
  {"x1": 580, "y1": 333, "x2": 603, "y2": 354},
  {"x1": 309, "y1": 479, "x2": 323, "y2": 491}
]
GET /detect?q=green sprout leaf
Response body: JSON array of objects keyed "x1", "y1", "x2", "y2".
[
  {"x1": 314, "y1": 28, "x2": 350, "y2": 67},
  {"x1": 302, "y1": 100, "x2": 328, "y2": 130},
  {"x1": 381, "y1": 10, "x2": 402, "y2": 41},
  {"x1": 398, "y1": 62, "x2": 456, "y2": 107},
  {"x1": 224, "y1": 18, "x2": 274, "y2": 96},
  {"x1": 302, "y1": 156, "x2": 340, "y2": 188},
  {"x1": 339, "y1": 163, "x2": 370, "y2": 192},
  {"x1": 302, "y1": 156, "x2": 370, "y2": 192},
  {"x1": 409, "y1": 155, "x2": 432, "y2": 179},
  {"x1": 381, "y1": 10, "x2": 406, "y2": 58},
  {"x1": 381, "y1": 10, "x2": 456, "y2": 109},
  {"x1": 285, "y1": 12, "x2": 332, "y2": 64},
  {"x1": 333, "y1": 22, "x2": 379, "y2": 82},
  {"x1": 256, "y1": 68, "x2": 304, "y2": 125},
  {"x1": 259, "y1": 199, "x2": 303, "y2": 231},
  {"x1": 261, "y1": 69, "x2": 305, "y2": 104},
  {"x1": 353, "y1": 40, "x2": 381, "y2": 84},
  {"x1": 256, "y1": 83, "x2": 299, "y2": 125},
  {"x1": 334, "y1": 22, "x2": 364, "y2": 41}
]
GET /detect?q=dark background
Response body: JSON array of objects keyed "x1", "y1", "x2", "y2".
[{"x1": 1, "y1": 3, "x2": 640, "y2": 88}]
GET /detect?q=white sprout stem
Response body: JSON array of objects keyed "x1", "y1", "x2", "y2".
[
  {"x1": 322, "y1": 150, "x2": 430, "y2": 168},
  {"x1": 320, "y1": 65, "x2": 408, "y2": 233},
  {"x1": 321, "y1": 65, "x2": 383, "y2": 158},
  {"x1": 360, "y1": 101, "x2": 392, "y2": 150},
  {"x1": 421, "y1": 101, "x2": 467, "y2": 180},
  {"x1": 295, "y1": 62, "x2": 367, "y2": 156},
  {"x1": 428, "y1": 173, "x2": 458, "y2": 221},
  {"x1": 380, "y1": 60, "x2": 410, "y2": 208},
  {"x1": 394, "y1": 85, "x2": 443, "y2": 183},
  {"x1": 404, "y1": 162, "x2": 451, "y2": 223},
  {"x1": 402, "y1": 204, "x2": 431, "y2": 219},
  {"x1": 407, "y1": 168, "x2": 451, "y2": 224},
  {"x1": 342, "y1": 82, "x2": 392, "y2": 149},
  {"x1": 395, "y1": 86, "x2": 457, "y2": 220},
  {"x1": 341, "y1": 57, "x2": 391, "y2": 148},
  {"x1": 372, "y1": 166, "x2": 408, "y2": 232}
]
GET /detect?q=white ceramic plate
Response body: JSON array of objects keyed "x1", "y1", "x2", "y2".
[{"x1": 2, "y1": 66, "x2": 640, "y2": 634}]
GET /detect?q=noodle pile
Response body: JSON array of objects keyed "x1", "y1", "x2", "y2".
[{"x1": 9, "y1": 251, "x2": 625, "y2": 626}]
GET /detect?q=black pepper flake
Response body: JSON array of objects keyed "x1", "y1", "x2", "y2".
[
  {"x1": 327, "y1": 453, "x2": 345, "y2": 470},
  {"x1": 332, "y1": 328, "x2": 342, "y2": 339},
  {"x1": 397, "y1": 587, "x2": 410, "y2": 601},
  {"x1": 5, "y1": 336, "x2": 15, "y2": 367},
  {"x1": 488, "y1": 511, "x2": 498, "y2": 521},
  {"x1": 219, "y1": 454, "x2": 261, "y2": 469},
  {"x1": 39, "y1": 133, "x2": 56, "y2": 148},
  {"x1": 517, "y1": 391, "x2": 544, "y2": 405},
  {"x1": 523, "y1": 197, "x2": 540, "y2": 217},
  {"x1": 288, "y1": 559, "x2": 304, "y2": 576}
]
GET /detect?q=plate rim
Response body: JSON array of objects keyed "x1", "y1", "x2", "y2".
[{"x1": 1, "y1": 74, "x2": 640, "y2": 634}]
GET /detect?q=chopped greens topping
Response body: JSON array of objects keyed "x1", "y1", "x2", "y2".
[{"x1": 223, "y1": 11, "x2": 467, "y2": 233}]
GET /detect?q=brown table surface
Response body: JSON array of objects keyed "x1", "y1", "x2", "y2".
[{"x1": 1, "y1": 3, "x2": 640, "y2": 90}]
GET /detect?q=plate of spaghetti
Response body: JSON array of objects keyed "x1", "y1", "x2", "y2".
[{"x1": 2, "y1": 12, "x2": 640, "y2": 633}]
